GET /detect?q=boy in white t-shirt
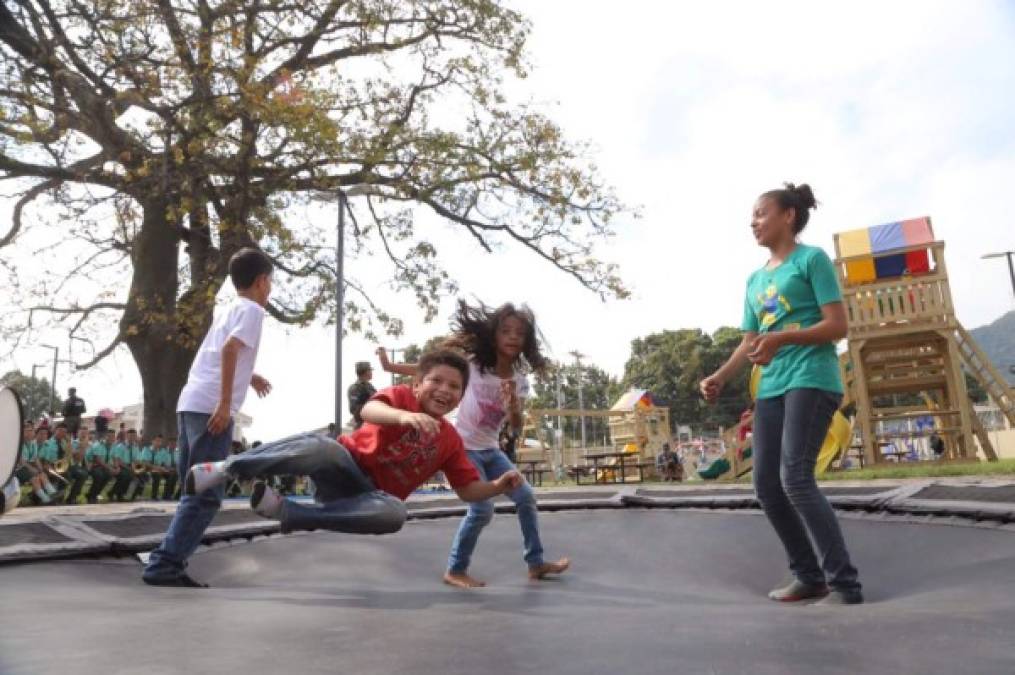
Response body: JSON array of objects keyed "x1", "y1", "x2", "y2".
[{"x1": 143, "y1": 248, "x2": 273, "y2": 588}]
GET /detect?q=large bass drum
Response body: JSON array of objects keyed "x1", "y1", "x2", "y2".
[{"x1": 0, "y1": 386, "x2": 25, "y2": 515}]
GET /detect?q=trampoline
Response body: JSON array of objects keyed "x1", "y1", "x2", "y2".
[{"x1": 2, "y1": 507, "x2": 1015, "y2": 675}]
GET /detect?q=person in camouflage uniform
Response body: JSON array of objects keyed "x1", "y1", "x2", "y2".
[{"x1": 346, "y1": 361, "x2": 377, "y2": 430}]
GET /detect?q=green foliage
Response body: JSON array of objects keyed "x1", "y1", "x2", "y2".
[
  {"x1": 530, "y1": 361, "x2": 623, "y2": 445},
  {"x1": 0, "y1": 370, "x2": 63, "y2": 422},
  {"x1": 622, "y1": 327, "x2": 750, "y2": 432}
]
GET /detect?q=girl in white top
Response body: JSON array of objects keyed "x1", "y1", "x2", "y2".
[{"x1": 379, "y1": 300, "x2": 570, "y2": 588}]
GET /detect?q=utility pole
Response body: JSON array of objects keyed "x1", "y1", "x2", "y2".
[
  {"x1": 41, "y1": 344, "x2": 58, "y2": 415},
  {"x1": 982, "y1": 251, "x2": 1015, "y2": 299},
  {"x1": 555, "y1": 367, "x2": 564, "y2": 467},
  {"x1": 335, "y1": 190, "x2": 347, "y2": 430},
  {"x1": 569, "y1": 350, "x2": 587, "y2": 451}
]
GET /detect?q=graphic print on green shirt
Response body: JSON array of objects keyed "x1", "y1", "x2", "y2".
[{"x1": 741, "y1": 244, "x2": 844, "y2": 399}]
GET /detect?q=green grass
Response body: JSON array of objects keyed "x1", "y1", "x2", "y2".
[{"x1": 815, "y1": 459, "x2": 1015, "y2": 481}]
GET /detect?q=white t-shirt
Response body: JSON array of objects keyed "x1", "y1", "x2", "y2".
[
  {"x1": 455, "y1": 360, "x2": 530, "y2": 451},
  {"x1": 177, "y1": 298, "x2": 265, "y2": 415}
]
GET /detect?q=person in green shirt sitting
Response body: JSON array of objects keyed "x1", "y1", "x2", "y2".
[
  {"x1": 85, "y1": 429, "x2": 116, "y2": 503},
  {"x1": 701, "y1": 183, "x2": 862, "y2": 606},
  {"x1": 15, "y1": 425, "x2": 53, "y2": 504},
  {"x1": 37, "y1": 424, "x2": 69, "y2": 501},
  {"x1": 64, "y1": 428, "x2": 92, "y2": 505},
  {"x1": 31, "y1": 427, "x2": 62, "y2": 502},
  {"x1": 128, "y1": 433, "x2": 152, "y2": 500},
  {"x1": 148, "y1": 435, "x2": 176, "y2": 501},
  {"x1": 108, "y1": 430, "x2": 136, "y2": 502}
]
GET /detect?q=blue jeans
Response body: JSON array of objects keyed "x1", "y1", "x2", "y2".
[
  {"x1": 224, "y1": 432, "x2": 406, "y2": 534},
  {"x1": 447, "y1": 448, "x2": 544, "y2": 573},
  {"x1": 143, "y1": 412, "x2": 232, "y2": 581},
  {"x1": 753, "y1": 388, "x2": 861, "y2": 592}
]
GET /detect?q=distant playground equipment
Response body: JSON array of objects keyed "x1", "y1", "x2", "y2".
[
  {"x1": 524, "y1": 389, "x2": 671, "y2": 481},
  {"x1": 0, "y1": 386, "x2": 25, "y2": 516},
  {"x1": 700, "y1": 216, "x2": 1015, "y2": 480}
]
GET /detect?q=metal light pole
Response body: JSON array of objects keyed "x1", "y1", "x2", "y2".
[
  {"x1": 982, "y1": 251, "x2": 1015, "y2": 299},
  {"x1": 570, "y1": 350, "x2": 587, "y2": 451},
  {"x1": 555, "y1": 367, "x2": 564, "y2": 464},
  {"x1": 335, "y1": 190, "x2": 347, "y2": 430},
  {"x1": 30, "y1": 363, "x2": 45, "y2": 421},
  {"x1": 41, "y1": 344, "x2": 58, "y2": 414}
]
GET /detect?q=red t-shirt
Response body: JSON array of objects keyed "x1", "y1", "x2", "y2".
[{"x1": 339, "y1": 385, "x2": 480, "y2": 500}]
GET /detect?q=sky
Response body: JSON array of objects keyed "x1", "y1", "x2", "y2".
[{"x1": 4, "y1": 0, "x2": 1015, "y2": 441}]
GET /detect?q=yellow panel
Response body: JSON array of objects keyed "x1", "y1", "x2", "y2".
[
  {"x1": 837, "y1": 228, "x2": 872, "y2": 257},
  {"x1": 845, "y1": 258, "x2": 876, "y2": 285}
]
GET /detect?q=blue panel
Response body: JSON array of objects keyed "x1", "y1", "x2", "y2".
[
  {"x1": 874, "y1": 253, "x2": 907, "y2": 278},
  {"x1": 869, "y1": 221, "x2": 905, "y2": 253}
]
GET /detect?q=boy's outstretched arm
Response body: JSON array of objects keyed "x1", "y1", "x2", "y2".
[
  {"x1": 361, "y1": 400, "x2": 441, "y2": 435},
  {"x1": 375, "y1": 347, "x2": 418, "y2": 377},
  {"x1": 455, "y1": 471, "x2": 523, "y2": 503}
]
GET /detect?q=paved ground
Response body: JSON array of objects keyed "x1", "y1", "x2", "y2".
[{"x1": 2, "y1": 509, "x2": 1014, "y2": 675}]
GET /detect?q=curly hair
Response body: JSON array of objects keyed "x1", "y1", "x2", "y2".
[{"x1": 444, "y1": 299, "x2": 548, "y2": 375}]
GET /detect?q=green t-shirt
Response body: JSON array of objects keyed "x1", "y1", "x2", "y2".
[
  {"x1": 21, "y1": 441, "x2": 37, "y2": 463},
  {"x1": 86, "y1": 442, "x2": 111, "y2": 464},
  {"x1": 38, "y1": 439, "x2": 60, "y2": 462},
  {"x1": 153, "y1": 448, "x2": 174, "y2": 468},
  {"x1": 110, "y1": 443, "x2": 132, "y2": 465},
  {"x1": 742, "y1": 244, "x2": 844, "y2": 398},
  {"x1": 131, "y1": 445, "x2": 149, "y2": 464},
  {"x1": 138, "y1": 446, "x2": 154, "y2": 464}
]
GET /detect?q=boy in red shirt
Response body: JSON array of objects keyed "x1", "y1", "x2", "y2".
[{"x1": 186, "y1": 349, "x2": 522, "y2": 534}]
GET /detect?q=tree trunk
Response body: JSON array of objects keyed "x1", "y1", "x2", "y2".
[
  {"x1": 122, "y1": 194, "x2": 215, "y2": 440},
  {"x1": 129, "y1": 341, "x2": 196, "y2": 439}
]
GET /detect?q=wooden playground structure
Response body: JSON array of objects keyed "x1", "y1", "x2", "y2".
[
  {"x1": 712, "y1": 216, "x2": 1015, "y2": 478},
  {"x1": 521, "y1": 389, "x2": 671, "y2": 481}
]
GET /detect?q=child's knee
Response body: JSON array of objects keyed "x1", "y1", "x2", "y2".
[
  {"x1": 469, "y1": 501, "x2": 495, "y2": 526},
  {"x1": 375, "y1": 499, "x2": 407, "y2": 534},
  {"x1": 511, "y1": 483, "x2": 536, "y2": 508}
]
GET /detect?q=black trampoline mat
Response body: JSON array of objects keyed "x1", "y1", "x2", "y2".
[
  {"x1": 0, "y1": 522, "x2": 72, "y2": 546},
  {"x1": 82, "y1": 509, "x2": 265, "y2": 538},
  {"x1": 636, "y1": 485, "x2": 894, "y2": 498},
  {"x1": 912, "y1": 484, "x2": 1015, "y2": 504},
  {"x1": 2, "y1": 510, "x2": 1014, "y2": 675}
]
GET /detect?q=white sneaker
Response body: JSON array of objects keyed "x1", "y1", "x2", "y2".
[
  {"x1": 185, "y1": 461, "x2": 228, "y2": 495},
  {"x1": 250, "y1": 481, "x2": 284, "y2": 519}
]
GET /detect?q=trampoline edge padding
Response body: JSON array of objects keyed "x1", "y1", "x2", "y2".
[{"x1": 3, "y1": 482, "x2": 1015, "y2": 564}]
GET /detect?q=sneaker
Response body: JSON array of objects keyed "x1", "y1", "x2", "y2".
[
  {"x1": 184, "y1": 461, "x2": 228, "y2": 495},
  {"x1": 814, "y1": 589, "x2": 864, "y2": 606},
  {"x1": 768, "y1": 579, "x2": 829, "y2": 602},
  {"x1": 142, "y1": 573, "x2": 209, "y2": 588},
  {"x1": 250, "y1": 481, "x2": 284, "y2": 519}
]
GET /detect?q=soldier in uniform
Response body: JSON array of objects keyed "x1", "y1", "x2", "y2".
[{"x1": 346, "y1": 361, "x2": 377, "y2": 430}]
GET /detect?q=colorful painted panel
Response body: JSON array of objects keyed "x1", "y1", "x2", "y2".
[
  {"x1": 869, "y1": 221, "x2": 906, "y2": 253},
  {"x1": 837, "y1": 228, "x2": 872, "y2": 257},
  {"x1": 874, "y1": 253, "x2": 907, "y2": 278},
  {"x1": 906, "y1": 250, "x2": 930, "y2": 275},
  {"x1": 900, "y1": 217, "x2": 934, "y2": 246},
  {"x1": 845, "y1": 258, "x2": 877, "y2": 284}
]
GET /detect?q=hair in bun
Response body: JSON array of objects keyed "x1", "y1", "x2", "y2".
[{"x1": 762, "y1": 182, "x2": 818, "y2": 233}]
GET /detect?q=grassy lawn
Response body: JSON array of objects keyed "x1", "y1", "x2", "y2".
[{"x1": 816, "y1": 458, "x2": 1015, "y2": 481}]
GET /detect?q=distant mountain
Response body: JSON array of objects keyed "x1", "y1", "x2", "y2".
[{"x1": 969, "y1": 311, "x2": 1015, "y2": 385}]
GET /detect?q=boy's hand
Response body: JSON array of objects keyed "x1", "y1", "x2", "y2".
[
  {"x1": 399, "y1": 411, "x2": 440, "y2": 437},
  {"x1": 251, "y1": 374, "x2": 272, "y2": 398},
  {"x1": 699, "y1": 373, "x2": 724, "y2": 403},
  {"x1": 375, "y1": 347, "x2": 390, "y2": 368},
  {"x1": 208, "y1": 401, "x2": 232, "y2": 435},
  {"x1": 494, "y1": 470, "x2": 524, "y2": 493}
]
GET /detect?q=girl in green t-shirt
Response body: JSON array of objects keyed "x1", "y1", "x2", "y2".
[{"x1": 701, "y1": 183, "x2": 862, "y2": 605}]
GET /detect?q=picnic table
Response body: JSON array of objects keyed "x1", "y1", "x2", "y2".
[
  {"x1": 579, "y1": 452, "x2": 646, "y2": 485},
  {"x1": 516, "y1": 459, "x2": 550, "y2": 487}
]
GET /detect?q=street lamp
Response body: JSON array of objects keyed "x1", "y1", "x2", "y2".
[
  {"x1": 333, "y1": 185, "x2": 376, "y2": 430},
  {"x1": 569, "y1": 350, "x2": 587, "y2": 451},
  {"x1": 30, "y1": 363, "x2": 45, "y2": 421},
  {"x1": 40, "y1": 344, "x2": 59, "y2": 414},
  {"x1": 981, "y1": 251, "x2": 1015, "y2": 299}
]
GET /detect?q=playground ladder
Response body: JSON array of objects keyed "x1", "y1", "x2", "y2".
[{"x1": 954, "y1": 324, "x2": 1015, "y2": 428}]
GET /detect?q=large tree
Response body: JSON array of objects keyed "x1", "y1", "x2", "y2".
[
  {"x1": 622, "y1": 327, "x2": 750, "y2": 432},
  {"x1": 0, "y1": 0, "x2": 628, "y2": 435},
  {"x1": 530, "y1": 360, "x2": 622, "y2": 447},
  {"x1": 0, "y1": 369, "x2": 63, "y2": 422}
]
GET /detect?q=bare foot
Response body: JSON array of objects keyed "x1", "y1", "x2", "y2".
[
  {"x1": 443, "y1": 571, "x2": 487, "y2": 589},
  {"x1": 528, "y1": 557, "x2": 571, "y2": 580}
]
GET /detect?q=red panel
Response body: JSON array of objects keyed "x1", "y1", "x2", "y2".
[{"x1": 906, "y1": 250, "x2": 930, "y2": 275}]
